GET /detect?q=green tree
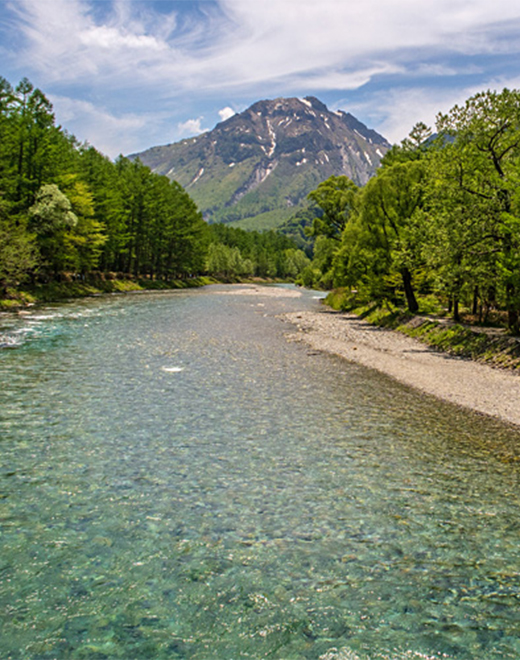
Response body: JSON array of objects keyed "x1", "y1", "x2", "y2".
[
  {"x1": 0, "y1": 77, "x2": 15, "y2": 194},
  {"x1": 355, "y1": 160, "x2": 427, "y2": 311},
  {"x1": 77, "y1": 145, "x2": 129, "y2": 272},
  {"x1": 206, "y1": 242, "x2": 251, "y2": 279},
  {"x1": 58, "y1": 174, "x2": 107, "y2": 273},
  {"x1": 389, "y1": 121, "x2": 433, "y2": 161},
  {"x1": 307, "y1": 175, "x2": 358, "y2": 240},
  {"x1": 29, "y1": 183, "x2": 78, "y2": 276},
  {"x1": 283, "y1": 248, "x2": 311, "y2": 279},
  {"x1": 160, "y1": 180, "x2": 209, "y2": 278},
  {"x1": 11, "y1": 79, "x2": 59, "y2": 206},
  {"x1": 0, "y1": 76, "x2": 212, "y2": 290},
  {"x1": 0, "y1": 197, "x2": 37, "y2": 293},
  {"x1": 434, "y1": 88, "x2": 520, "y2": 331}
]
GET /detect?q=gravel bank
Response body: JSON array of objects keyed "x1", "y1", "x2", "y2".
[{"x1": 282, "y1": 309, "x2": 520, "y2": 428}]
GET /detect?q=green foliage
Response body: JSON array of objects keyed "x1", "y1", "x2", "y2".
[
  {"x1": 277, "y1": 206, "x2": 318, "y2": 256},
  {"x1": 206, "y1": 242, "x2": 254, "y2": 279},
  {"x1": 3, "y1": 275, "x2": 212, "y2": 308},
  {"x1": 0, "y1": 197, "x2": 37, "y2": 293},
  {"x1": 398, "y1": 320, "x2": 520, "y2": 369},
  {"x1": 307, "y1": 175, "x2": 358, "y2": 239},
  {"x1": 381, "y1": 122, "x2": 433, "y2": 165},
  {"x1": 29, "y1": 183, "x2": 77, "y2": 232},
  {"x1": 228, "y1": 207, "x2": 295, "y2": 232},
  {"x1": 208, "y1": 224, "x2": 309, "y2": 280},
  {"x1": 29, "y1": 183, "x2": 78, "y2": 275},
  {"x1": 58, "y1": 174, "x2": 106, "y2": 273},
  {"x1": 0, "y1": 76, "x2": 212, "y2": 289},
  {"x1": 431, "y1": 89, "x2": 520, "y2": 330},
  {"x1": 356, "y1": 159, "x2": 428, "y2": 311},
  {"x1": 303, "y1": 89, "x2": 520, "y2": 333},
  {"x1": 324, "y1": 290, "x2": 520, "y2": 369}
]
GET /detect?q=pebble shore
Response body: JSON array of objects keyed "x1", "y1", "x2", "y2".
[{"x1": 282, "y1": 308, "x2": 520, "y2": 428}]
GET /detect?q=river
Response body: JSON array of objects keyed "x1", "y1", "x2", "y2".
[{"x1": 1, "y1": 285, "x2": 520, "y2": 659}]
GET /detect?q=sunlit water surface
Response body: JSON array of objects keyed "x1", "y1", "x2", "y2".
[{"x1": 1, "y1": 285, "x2": 520, "y2": 660}]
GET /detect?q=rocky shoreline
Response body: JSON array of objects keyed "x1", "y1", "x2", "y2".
[{"x1": 282, "y1": 308, "x2": 520, "y2": 428}]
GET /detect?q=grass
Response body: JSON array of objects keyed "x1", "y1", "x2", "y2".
[
  {"x1": 396, "y1": 321, "x2": 520, "y2": 370},
  {"x1": 0, "y1": 275, "x2": 291, "y2": 311},
  {"x1": 0, "y1": 276, "x2": 216, "y2": 310},
  {"x1": 324, "y1": 288, "x2": 520, "y2": 371}
]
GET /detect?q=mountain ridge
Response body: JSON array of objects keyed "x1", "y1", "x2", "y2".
[{"x1": 131, "y1": 96, "x2": 391, "y2": 230}]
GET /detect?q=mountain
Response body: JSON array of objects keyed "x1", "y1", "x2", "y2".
[{"x1": 132, "y1": 96, "x2": 391, "y2": 230}]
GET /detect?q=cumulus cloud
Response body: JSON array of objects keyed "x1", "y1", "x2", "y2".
[
  {"x1": 218, "y1": 107, "x2": 236, "y2": 122},
  {"x1": 177, "y1": 118, "x2": 207, "y2": 137}
]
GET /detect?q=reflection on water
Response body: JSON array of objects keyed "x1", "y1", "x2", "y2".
[{"x1": 1, "y1": 285, "x2": 520, "y2": 659}]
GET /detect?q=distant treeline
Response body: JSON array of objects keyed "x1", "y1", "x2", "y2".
[
  {"x1": 207, "y1": 224, "x2": 309, "y2": 280},
  {"x1": 0, "y1": 76, "x2": 309, "y2": 297},
  {"x1": 298, "y1": 89, "x2": 520, "y2": 333}
]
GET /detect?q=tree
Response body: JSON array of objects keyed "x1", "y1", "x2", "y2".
[
  {"x1": 356, "y1": 160, "x2": 427, "y2": 312},
  {"x1": 29, "y1": 183, "x2": 78, "y2": 275},
  {"x1": 58, "y1": 174, "x2": 107, "y2": 273},
  {"x1": 283, "y1": 248, "x2": 311, "y2": 279},
  {"x1": 434, "y1": 89, "x2": 520, "y2": 331},
  {"x1": 0, "y1": 77, "x2": 214, "y2": 290},
  {"x1": 0, "y1": 77, "x2": 15, "y2": 194},
  {"x1": 10, "y1": 80, "x2": 58, "y2": 207},
  {"x1": 0, "y1": 197, "x2": 36, "y2": 293},
  {"x1": 307, "y1": 175, "x2": 358, "y2": 239},
  {"x1": 150, "y1": 178, "x2": 209, "y2": 279},
  {"x1": 77, "y1": 145, "x2": 129, "y2": 272}
]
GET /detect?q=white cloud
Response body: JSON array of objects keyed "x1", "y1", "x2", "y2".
[
  {"x1": 365, "y1": 89, "x2": 460, "y2": 144},
  {"x1": 6, "y1": 0, "x2": 520, "y2": 154},
  {"x1": 79, "y1": 26, "x2": 167, "y2": 52},
  {"x1": 177, "y1": 118, "x2": 207, "y2": 137},
  {"x1": 218, "y1": 107, "x2": 236, "y2": 122},
  {"x1": 342, "y1": 80, "x2": 515, "y2": 145},
  {"x1": 210, "y1": 0, "x2": 520, "y2": 84},
  {"x1": 13, "y1": 0, "x2": 520, "y2": 93},
  {"x1": 50, "y1": 95, "x2": 157, "y2": 156},
  {"x1": 295, "y1": 64, "x2": 405, "y2": 92}
]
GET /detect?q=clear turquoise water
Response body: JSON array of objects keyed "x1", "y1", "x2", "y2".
[{"x1": 1, "y1": 285, "x2": 520, "y2": 660}]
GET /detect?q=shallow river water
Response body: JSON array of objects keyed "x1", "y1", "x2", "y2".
[{"x1": 1, "y1": 285, "x2": 520, "y2": 660}]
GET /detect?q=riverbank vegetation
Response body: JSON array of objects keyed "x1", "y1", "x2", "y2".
[
  {"x1": 0, "y1": 76, "x2": 310, "y2": 308},
  {"x1": 324, "y1": 292, "x2": 520, "y2": 370},
  {"x1": 0, "y1": 275, "x2": 217, "y2": 310},
  {"x1": 298, "y1": 88, "x2": 520, "y2": 335}
]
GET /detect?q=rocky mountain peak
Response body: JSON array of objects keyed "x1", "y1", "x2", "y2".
[{"x1": 132, "y1": 96, "x2": 391, "y2": 229}]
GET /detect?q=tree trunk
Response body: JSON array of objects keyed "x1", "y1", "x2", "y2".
[
  {"x1": 453, "y1": 295, "x2": 460, "y2": 322},
  {"x1": 472, "y1": 286, "x2": 479, "y2": 316},
  {"x1": 400, "y1": 267, "x2": 418, "y2": 313},
  {"x1": 508, "y1": 310, "x2": 519, "y2": 335},
  {"x1": 506, "y1": 283, "x2": 519, "y2": 335}
]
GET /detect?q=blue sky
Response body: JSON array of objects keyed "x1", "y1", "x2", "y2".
[{"x1": 1, "y1": 0, "x2": 520, "y2": 158}]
